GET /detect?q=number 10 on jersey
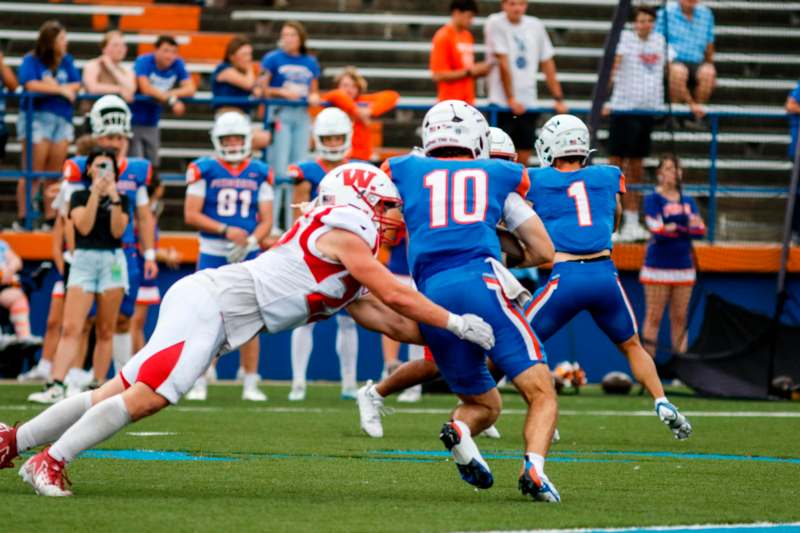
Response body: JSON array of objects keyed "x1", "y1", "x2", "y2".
[{"x1": 424, "y1": 169, "x2": 488, "y2": 228}]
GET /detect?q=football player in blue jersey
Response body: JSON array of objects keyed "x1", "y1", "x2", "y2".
[
  {"x1": 524, "y1": 114, "x2": 692, "y2": 441},
  {"x1": 285, "y1": 107, "x2": 363, "y2": 401},
  {"x1": 183, "y1": 111, "x2": 274, "y2": 402},
  {"x1": 28, "y1": 95, "x2": 158, "y2": 404},
  {"x1": 384, "y1": 100, "x2": 561, "y2": 501}
]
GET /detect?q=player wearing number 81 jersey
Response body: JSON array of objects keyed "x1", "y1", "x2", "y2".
[{"x1": 525, "y1": 114, "x2": 693, "y2": 442}]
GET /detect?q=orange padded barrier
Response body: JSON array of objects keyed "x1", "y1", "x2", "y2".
[
  {"x1": 137, "y1": 33, "x2": 234, "y2": 62},
  {"x1": 93, "y1": 5, "x2": 200, "y2": 33}
]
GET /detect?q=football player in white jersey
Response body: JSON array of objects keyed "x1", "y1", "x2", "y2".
[{"x1": 0, "y1": 162, "x2": 496, "y2": 497}]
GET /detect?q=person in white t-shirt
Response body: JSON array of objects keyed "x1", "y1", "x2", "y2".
[
  {"x1": 607, "y1": 6, "x2": 668, "y2": 242},
  {"x1": 484, "y1": 0, "x2": 567, "y2": 165}
]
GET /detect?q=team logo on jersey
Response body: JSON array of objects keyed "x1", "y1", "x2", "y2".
[{"x1": 341, "y1": 167, "x2": 376, "y2": 188}]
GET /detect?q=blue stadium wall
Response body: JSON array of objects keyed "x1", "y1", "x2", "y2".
[{"x1": 24, "y1": 264, "x2": 800, "y2": 383}]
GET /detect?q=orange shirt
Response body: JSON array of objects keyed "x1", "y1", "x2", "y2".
[
  {"x1": 322, "y1": 89, "x2": 400, "y2": 161},
  {"x1": 430, "y1": 24, "x2": 476, "y2": 104}
]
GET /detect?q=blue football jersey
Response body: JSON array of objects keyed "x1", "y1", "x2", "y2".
[
  {"x1": 527, "y1": 165, "x2": 624, "y2": 255},
  {"x1": 287, "y1": 158, "x2": 364, "y2": 199},
  {"x1": 63, "y1": 155, "x2": 152, "y2": 246},
  {"x1": 387, "y1": 155, "x2": 530, "y2": 282},
  {"x1": 185, "y1": 157, "x2": 272, "y2": 240}
]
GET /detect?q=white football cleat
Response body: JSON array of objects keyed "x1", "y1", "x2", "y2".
[
  {"x1": 397, "y1": 385, "x2": 422, "y2": 403},
  {"x1": 519, "y1": 462, "x2": 560, "y2": 503},
  {"x1": 242, "y1": 386, "x2": 268, "y2": 402},
  {"x1": 551, "y1": 428, "x2": 561, "y2": 444},
  {"x1": 340, "y1": 387, "x2": 358, "y2": 401},
  {"x1": 288, "y1": 384, "x2": 306, "y2": 401},
  {"x1": 357, "y1": 381, "x2": 386, "y2": 438},
  {"x1": 656, "y1": 400, "x2": 692, "y2": 440},
  {"x1": 206, "y1": 365, "x2": 218, "y2": 383},
  {"x1": 16, "y1": 363, "x2": 50, "y2": 382},
  {"x1": 185, "y1": 379, "x2": 207, "y2": 401},
  {"x1": 19, "y1": 448, "x2": 72, "y2": 497},
  {"x1": 27, "y1": 382, "x2": 66, "y2": 404},
  {"x1": 480, "y1": 424, "x2": 501, "y2": 439}
]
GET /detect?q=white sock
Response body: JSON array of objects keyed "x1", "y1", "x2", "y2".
[
  {"x1": 64, "y1": 368, "x2": 83, "y2": 387},
  {"x1": 112, "y1": 333, "x2": 133, "y2": 374},
  {"x1": 49, "y1": 394, "x2": 131, "y2": 464},
  {"x1": 336, "y1": 315, "x2": 358, "y2": 391},
  {"x1": 38, "y1": 359, "x2": 52, "y2": 375},
  {"x1": 367, "y1": 384, "x2": 384, "y2": 400},
  {"x1": 624, "y1": 210, "x2": 639, "y2": 225},
  {"x1": 243, "y1": 373, "x2": 260, "y2": 391},
  {"x1": 451, "y1": 420, "x2": 484, "y2": 467},
  {"x1": 407, "y1": 343, "x2": 424, "y2": 362},
  {"x1": 16, "y1": 391, "x2": 93, "y2": 452},
  {"x1": 290, "y1": 323, "x2": 314, "y2": 388},
  {"x1": 193, "y1": 376, "x2": 207, "y2": 389},
  {"x1": 525, "y1": 452, "x2": 546, "y2": 477}
]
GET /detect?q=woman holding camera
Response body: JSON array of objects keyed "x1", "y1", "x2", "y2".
[{"x1": 30, "y1": 148, "x2": 130, "y2": 403}]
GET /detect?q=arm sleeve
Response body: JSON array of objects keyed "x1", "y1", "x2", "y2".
[
  {"x1": 516, "y1": 168, "x2": 531, "y2": 197},
  {"x1": 429, "y1": 31, "x2": 453, "y2": 72},
  {"x1": 503, "y1": 192, "x2": 535, "y2": 232},
  {"x1": 310, "y1": 56, "x2": 321, "y2": 79},
  {"x1": 185, "y1": 162, "x2": 203, "y2": 185},
  {"x1": 66, "y1": 56, "x2": 81, "y2": 83},
  {"x1": 133, "y1": 55, "x2": 148, "y2": 77},
  {"x1": 486, "y1": 18, "x2": 509, "y2": 55},
  {"x1": 258, "y1": 181, "x2": 274, "y2": 202},
  {"x1": 322, "y1": 89, "x2": 359, "y2": 116},
  {"x1": 287, "y1": 163, "x2": 305, "y2": 183},
  {"x1": 175, "y1": 59, "x2": 190, "y2": 82},
  {"x1": 363, "y1": 91, "x2": 400, "y2": 117},
  {"x1": 537, "y1": 21, "x2": 555, "y2": 62},
  {"x1": 706, "y1": 8, "x2": 715, "y2": 45},
  {"x1": 17, "y1": 56, "x2": 35, "y2": 85},
  {"x1": 136, "y1": 186, "x2": 150, "y2": 207},
  {"x1": 654, "y1": 8, "x2": 665, "y2": 37},
  {"x1": 185, "y1": 180, "x2": 207, "y2": 198}
]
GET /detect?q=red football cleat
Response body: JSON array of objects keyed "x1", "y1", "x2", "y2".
[
  {"x1": 0, "y1": 422, "x2": 19, "y2": 469},
  {"x1": 19, "y1": 447, "x2": 72, "y2": 497}
]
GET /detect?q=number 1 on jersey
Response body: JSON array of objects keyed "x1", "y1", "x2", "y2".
[
  {"x1": 424, "y1": 169, "x2": 488, "y2": 228},
  {"x1": 567, "y1": 180, "x2": 592, "y2": 227}
]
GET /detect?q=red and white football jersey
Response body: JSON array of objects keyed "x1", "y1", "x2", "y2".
[{"x1": 242, "y1": 204, "x2": 378, "y2": 332}]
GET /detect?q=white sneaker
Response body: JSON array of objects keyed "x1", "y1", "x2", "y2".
[
  {"x1": 552, "y1": 428, "x2": 561, "y2": 444},
  {"x1": 235, "y1": 366, "x2": 245, "y2": 382},
  {"x1": 340, "y1": 387, "x2": 358, "y2": 400},
  {"x1": 17, "y1": 364, "x2": 50, "y2": 382},
  {"x1": 397, "y1": 385, "x2": 422, "y2": 403},
  {"x1": 288, "y1": 384, "x2": 306, "y2": 401},
  {"x1": 27, "y1": 383, "x2": 66, "y2": 404},
  {"x1": 357, "y1": 381, "x2": 386, "y2": 438},
  {"x1": 242, "y1": 386, "x2": 268, "y2": 402},
  {"x1": 480, "y1": 425, "x2": 501, "y2": 439},
  {"x1": 185, "y1": 380, "x2": 207, "y2": 401}
]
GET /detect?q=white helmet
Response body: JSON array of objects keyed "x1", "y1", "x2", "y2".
[
  {"x1": 317, "y1": 162, "x2": 404, "y2": 244},
  {"x1": 211, "y1": 111, "x2": 252, "y2": 163},
  {"x1": 89, "y1": 95, "x2": 132, "y2": 138},
  {"x1": 489, "y1": 127, "x2": 517, "y2": 161},
  {"x1": 314, "y1": 107, "x2": 352, "y2": 161},
  {"x1": 535, "y1": 114, "x2": 591, "y2": 167},
  {"x1": 421, "y1": 100, "x2": 489, "y2": 159}
]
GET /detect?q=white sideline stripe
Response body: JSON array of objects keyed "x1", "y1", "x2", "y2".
[
  {"x1": 231, "y1": 10, "x2": 800, "y2": 38},
  {"x1": 0, "y1": 2, "x2": 143, "y2": 15},
  {"x1": 0, "y1": 30, "x2": 190, "y2": 45},
  {"x1": 2, "y1": 404, "x2": 799, "y2": 417},
  {"x1": 452, "y1": 521, "x2": 800, "y2": 533}
]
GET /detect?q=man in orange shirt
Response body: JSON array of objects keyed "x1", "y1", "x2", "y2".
[{"x1": 430, "y1": 0, "x2": 490, "y2": 104}]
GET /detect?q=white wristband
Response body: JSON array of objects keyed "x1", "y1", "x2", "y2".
[
  {"x1": 144, "y1": 249, "x2": 156, "y2": 261},
  {"x1": 246, "y1": 235, "x2": 258, "y2": 249}
]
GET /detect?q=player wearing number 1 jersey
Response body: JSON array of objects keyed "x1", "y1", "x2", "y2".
[
  {"x1": 525, "y1": 114, "x2": 692, "y2": 442},
  {"x1": 184, "y1": 111, "x2": 274, "y2": 402},
  {"x1": 385, "y1": 100, "x2": 560, "y2": 502}
]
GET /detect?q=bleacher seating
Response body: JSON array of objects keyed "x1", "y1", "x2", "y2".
[{"x1": 0, "y1": 0, "x2": 797, "y2": 239}]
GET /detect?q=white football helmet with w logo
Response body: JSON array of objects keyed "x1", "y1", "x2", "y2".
[
  {"x1": 318, "y1": 162, "x2": 403, "y2": 244},
  {"x1": 421, "y1": 100, "x2": 490, "y2": 159}
]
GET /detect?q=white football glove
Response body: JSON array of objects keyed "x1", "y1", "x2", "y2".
[
  {"x1": 446, "y1": 313, "x2": 495, "y2": 350},
  {"x1": 226, "y1": 235, "x2": 259, "y2": 264},
  {"x1": 655, "y1": 400, "x2": 692, "y2": 440}
]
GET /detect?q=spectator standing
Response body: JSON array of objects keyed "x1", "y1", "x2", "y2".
[
  {"x1": 429, "y1": 0, "x2": 490, "y2": 105},
  {"x1": 607, "y1": 6, "x2": 666, "y2": 242},
  {"x1": 16, "y1": 20, "x2": 81, "y2": 229},
  {"x1": 322, "y1": 66, "x2": 399, "y2": 161},
  {"x1": 0, "y1": 50, "x2": 19, "y2": 164},
  {"x1": 28, "y1": 148, "x2": 130, "y2": 403},
  {"x1": 82, "y1": 31, "x2": 136, "y2": 103},
  {"x1": 485, "y1": 0, "x2": 567, "y2": 164},
  {"x1": 260, "y1": 21, "x2": 320, "y2": 231},
  {"x1": 0, "y1": 239, "x2": 34, "y2": 341},
  {"x1": 130, "y1": 35, "x2": 196, "y2": 166},
  {"x1": 211, "y1": 36, "x2": 271, "y2": 150},
  {"x1": 640, "y1": 154, "x2": 705, "y2": 356},
  {"x1": 655, "y1": 0, "x2": 716, "y2": 121}
]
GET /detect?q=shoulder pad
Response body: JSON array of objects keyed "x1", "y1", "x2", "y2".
[{"x1": 319, "y1": 206, "x2": 378, "y2": 249}]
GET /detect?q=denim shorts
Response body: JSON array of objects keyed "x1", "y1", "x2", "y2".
[
  {"x1": 17, "y1": 111, "x2": 75, "y2": 144},
  {"x1": 67, "y1": 248, "x2": 129, "y2": 294}
]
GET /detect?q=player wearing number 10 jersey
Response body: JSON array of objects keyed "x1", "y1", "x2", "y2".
[
  {"x1": 525, "y1": 114, "x2": 693, "y2": 442},
  {"x1": 184, "y1": 112, "x2": 274, "y2": 402},
  {"x1": 386, "y1": 100, "x2": 560, "y2": 502}
]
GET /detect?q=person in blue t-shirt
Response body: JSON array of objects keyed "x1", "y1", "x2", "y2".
[
  {"x1": 130, "y1": 35, "x2": 196, "y2": 166},
  {"x1": 260, "y1": 21, "x2": 321, "y2": 231},
  {"x1": 212, "y1": 36, "x2": 271, "y2": 151},
  {"x1": 525, "y1": 114, "x2": 692, "y2": 441},
  {"x1": 655, "y1": 0, "x2": 716, "y2": 120},
  {"x1": 16, "y1": 20, "x2": 81, "y2": 228}
]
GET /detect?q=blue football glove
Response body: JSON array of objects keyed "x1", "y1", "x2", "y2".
[{"x1": 655, "y1": 400, "x2": 692, "y2": 440}]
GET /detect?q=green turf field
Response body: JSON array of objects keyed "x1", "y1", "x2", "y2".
[{"x1": 2, "y1": 383, "x2": 800, "y2": 533}]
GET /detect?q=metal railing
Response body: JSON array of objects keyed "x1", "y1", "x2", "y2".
[{"x1": 1, "y1": 92, "x2": 794, "y2": 241}]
